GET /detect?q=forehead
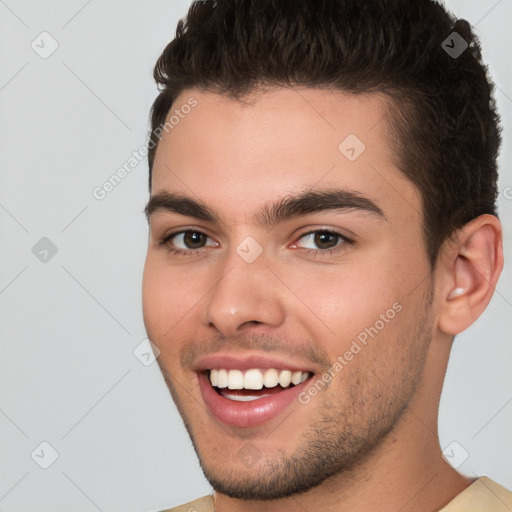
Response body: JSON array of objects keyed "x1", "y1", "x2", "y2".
[{"x1": 151, "y1": 87, "x2": 421, "y2": 225}]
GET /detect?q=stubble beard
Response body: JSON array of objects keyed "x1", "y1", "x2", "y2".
[{"x1": 157, "y1": 301, "x2": 433, "y2": 501}]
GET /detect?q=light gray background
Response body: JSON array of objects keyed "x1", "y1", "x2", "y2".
[{"x1": 0, "y1": 1, "x2": 511, "y2": 511}]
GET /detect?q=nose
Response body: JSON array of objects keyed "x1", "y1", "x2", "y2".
[{"x1": 201, "y1": 250, "x2": 286, "y2": 337}]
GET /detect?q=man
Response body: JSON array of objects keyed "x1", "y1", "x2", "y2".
[{"x1": 142, "y1": 0, "x2": 511, "y2": 510}]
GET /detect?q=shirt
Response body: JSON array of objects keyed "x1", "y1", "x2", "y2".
[{"x1": 161, "y1": 477, "x2": 512, "y2": 511}]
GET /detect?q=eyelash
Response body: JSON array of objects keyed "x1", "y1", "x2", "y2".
[{"x1": 157, "y1": 229, "x2": 355, "y2": 258}]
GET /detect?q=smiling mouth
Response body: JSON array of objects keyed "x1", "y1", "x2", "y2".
[{"x1": 208, "y1": 368, "x2": 312, "y2": 402}]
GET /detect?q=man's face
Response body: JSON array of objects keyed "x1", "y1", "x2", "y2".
[{"x1": 143, "y1": 87, "x2": 436, "y2": 499}]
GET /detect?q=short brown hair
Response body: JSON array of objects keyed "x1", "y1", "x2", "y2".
[{"x1": 148, "y1": 0, "x2": 501, "y2": 267}]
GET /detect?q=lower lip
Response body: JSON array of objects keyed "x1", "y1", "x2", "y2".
[{"x1": 198, "y1": 372, "x2": 311, "y2": 428}]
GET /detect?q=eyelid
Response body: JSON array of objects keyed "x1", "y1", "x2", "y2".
[
  {"x1": 290, "y1": 228, "x2": 354, "y2": 249},
  {"x1": 294, "y1": 227, "x2": 355, "y2": 244}
]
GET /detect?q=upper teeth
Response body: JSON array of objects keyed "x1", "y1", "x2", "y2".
[{"x1": 209, "y1": 368, "x2": 310, "y2": 390}]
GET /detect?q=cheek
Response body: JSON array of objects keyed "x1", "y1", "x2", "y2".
[
  {"x1": 142, "y1": 255, "x2": 212, "y2": 343},
  {"x1": 284, "y1": 262, "x2": 403, "y2": 342},
  {"x1": 142, "y1": 256, "x2": 182, "y2": 340}
]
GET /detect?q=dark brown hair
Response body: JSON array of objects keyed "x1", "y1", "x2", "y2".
[{"x1": 148, "y1": 0, "x2": 501, "y2": 266}]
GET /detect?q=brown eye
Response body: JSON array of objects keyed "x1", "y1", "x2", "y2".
[
  {"x1": 312, "y1": 231, "x2": 339, "y2": 250},
  {"x1": 181, "y1": 231, "x2": 207, "y2": 249},
  {"x1": 295, "y1": 230, "x2": 347, "y2": 251},
  {"x1": 162, "y1": 230, "x2": 218, "y2": 252}
]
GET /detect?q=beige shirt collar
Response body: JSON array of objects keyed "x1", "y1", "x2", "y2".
[{"x1": 165, "y1": 477, "x2": 512, "y2": 512}]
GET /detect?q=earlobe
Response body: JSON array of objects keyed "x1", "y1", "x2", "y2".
[{"x1": 437, "y1": 214, "x2": 503, "y2": 336}]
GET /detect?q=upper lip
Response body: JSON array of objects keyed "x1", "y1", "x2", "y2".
[{"x1": 193, "y1": 352, "x2": 316, "y2": 373}]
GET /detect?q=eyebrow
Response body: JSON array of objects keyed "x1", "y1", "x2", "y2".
[{"x1": 144, "y1": 188, "x2": 386, "y2": 225}]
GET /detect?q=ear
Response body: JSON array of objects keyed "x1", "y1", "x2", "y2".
[{"x1": 437, "y1": 214, "x2": 504, "y2": 335}]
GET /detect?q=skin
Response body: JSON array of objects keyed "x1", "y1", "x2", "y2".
[{"x1": 142, "y1": 87, "x2": 503, "y2": 512}]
